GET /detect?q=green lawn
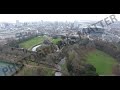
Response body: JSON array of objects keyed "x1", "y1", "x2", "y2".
[
  {"x1": 52, "y1": 38, "x2": 62, "y2": 44},
  {"x1": 19, "y1": 36, "x2": 61, "y2": 50},
  {"x1": 86, "y1": 49, "x2": 118, "y2": 75},
  {"x1": 19, "y1": 36, "x2": 45, "y2": 50}
]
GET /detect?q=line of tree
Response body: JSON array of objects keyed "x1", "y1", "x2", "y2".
[
  {"x1": 93, "y1": 40, "x2": 120, "y2": 61},
  {"x1": 6, "y1": 34, "x2": 40, "y2": 48},
  {"x1": 62, "y1": 44, "x2": 98, "y2": 76}
]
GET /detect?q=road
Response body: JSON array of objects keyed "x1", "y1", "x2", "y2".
[
  {"x1": 55, "y1": 72, "x2": 62, "y2": 76},
  {"x1": 54, "y1": 57, "x2": 66, "y2": 76},
  {"x1": 32, "y1": 44, "x2": 65, "y2": 76},
  {"x1": 32, "y1": 45, "x2": 41, "y2": 52}
]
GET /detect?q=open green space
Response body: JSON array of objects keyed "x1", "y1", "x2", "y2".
[
  {"x1": 86, "y1": 49, "x2": 118, "y2": 75},
  {"x1": 19, "y1": 36, "x2": 62, "y2": 50},
  {"x1": 19, "y1": 36, "x2": 45, "y2": 50},
  {"x1": 52, "y1": 38, "x2": 62, "y2": 44}
]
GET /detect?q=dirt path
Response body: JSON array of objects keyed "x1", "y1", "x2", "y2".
[
  {"x1": 32, "y1": 45, "x2": 41, "y2": 52},
  {"x1": 24, "y1": 64, "x2": 41, "y2": 68}
]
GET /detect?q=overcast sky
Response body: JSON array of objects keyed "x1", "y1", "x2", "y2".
[{"x1": 0, "y1": 14, "x2": 119, "y2": 23}]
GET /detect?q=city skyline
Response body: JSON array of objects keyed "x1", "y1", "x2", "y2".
[{"x1": 0, "y1": 14, "x2": 120, "y2": 23}]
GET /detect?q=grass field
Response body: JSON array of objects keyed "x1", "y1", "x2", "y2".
[
  {"x1": 52, "y1": 38, "x2": 62, "y2": 44},
  {"x1": 19, "y1": 36, "x2": 62, "y2": 50},
  {"x1": 86, "y1": 49, "x2": 118, "y2": 75},
  {"x1": 19, "y1": 36, "x2": 45, "y2": 50}
]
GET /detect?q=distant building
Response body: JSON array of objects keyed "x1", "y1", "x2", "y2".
[
  {"x1": 16, "y1": 20, "x2": 20, "y2": 26},
  {"x1": 78, "y1": 26, "x2": 105, "y2": 40},
  {"x1": 0, "y1": 40, "x2": 7, "y2": 45},
  {"x1": 81, "y1": 26, "x2": 104, "y2": 34}
]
